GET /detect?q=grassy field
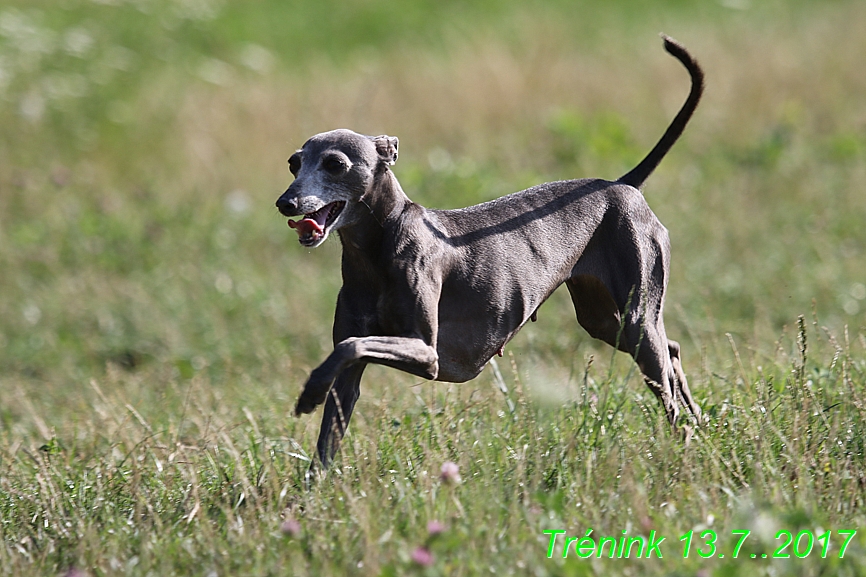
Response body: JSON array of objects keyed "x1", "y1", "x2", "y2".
[{"x1": 2, "y1": 0, "x2": 866, "y2": 575}]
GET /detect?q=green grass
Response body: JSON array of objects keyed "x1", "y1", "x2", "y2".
[{"x1": 2, "y1": 0, "x2": 866, "y2": 575}]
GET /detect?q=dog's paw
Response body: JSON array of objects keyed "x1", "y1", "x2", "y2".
[
  {"x1": 293, "y1": 370, "x2": 334, "y2": 415},
  {"x1": 294, "y1": 389, "x2": 330, "y2": 415},
  {"x1": 679, "y1": 423, "x2": 695, "y2": 447},
  {"x1": 294, "y1": 394, "x2": 320, "y2": 416}
]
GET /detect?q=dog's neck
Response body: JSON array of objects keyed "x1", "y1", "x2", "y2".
[{"x1": 338, "y1": 168, "x2": 411, "y2": 259}]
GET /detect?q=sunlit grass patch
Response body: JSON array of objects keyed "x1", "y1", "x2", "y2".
[{"x1": 2, "y1": 320, "x2": 865, "y2": 575}]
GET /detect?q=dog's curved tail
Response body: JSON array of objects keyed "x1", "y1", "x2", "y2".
[{"x1": 617, "y1": 35, "x2": 704, "y2": 190}]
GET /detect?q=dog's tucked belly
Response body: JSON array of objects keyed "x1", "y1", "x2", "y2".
[
  {"x1": 434, "y1": 342, "x2": 489, "y2": 383},
  {"x1": 429, "y1": 262, "x2": 565, "y2": 382},
  {"x1": 434, "y1": 314, "x2": 526, "y2": 382}
]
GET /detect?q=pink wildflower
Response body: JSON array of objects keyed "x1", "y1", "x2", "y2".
[
  {"x1": 411, "y1": 546, "x2": 434, "y2": 566},
  {"x1": 427, "y1": 520, "x2": 445, "y2": 536},
  {"x1": 439, "y1": 461, "x2": 461, "y2": 484},
  {"x1": 280, "y1": 518, "x2": 301, "y2": 537}
]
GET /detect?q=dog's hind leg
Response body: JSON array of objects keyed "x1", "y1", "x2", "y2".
[
  {"x1": 565, "y1": 275, "x2": 686, "y2": 426},
  {"x1": 625, "y1": 319, "x2": 680, "y2": 426},
  {"x1": 566, "y1": 275, "x2": 625, "y2": 351},
  {"x1": 668, "y1": 339, "x2": 702, "y2": 423}
]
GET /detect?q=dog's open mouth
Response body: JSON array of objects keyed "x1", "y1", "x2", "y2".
[{"x1": 287, "y1": 201, "x2": 346, "y2": 246}]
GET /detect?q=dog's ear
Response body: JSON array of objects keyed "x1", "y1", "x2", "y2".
[{"x1": 371, "y1": 135, "x2": 399, "y2": 165}]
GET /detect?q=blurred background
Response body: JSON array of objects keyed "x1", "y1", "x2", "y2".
[{"x1": 1, "y1": 0, "x2": 865, "y2": 423}]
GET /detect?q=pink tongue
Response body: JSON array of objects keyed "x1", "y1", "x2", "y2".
[
  {"x1": 287, "y1": 217, "x2": 323, "y2": 237},
  {"x1": 287, "y1": 208, "x2": 329, "y2": 238}
]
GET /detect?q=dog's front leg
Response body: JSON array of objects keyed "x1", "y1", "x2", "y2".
[
  {"x1": 314, "y1": 363, "x2": 366, "y2": 468},
  {"x1": 294, "y1": 335, "x2": 438, "y2": 415}
]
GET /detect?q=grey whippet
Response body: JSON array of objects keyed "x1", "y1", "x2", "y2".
[{"x1": 276, "y1": 36, "x2": 704, "y2": 468}]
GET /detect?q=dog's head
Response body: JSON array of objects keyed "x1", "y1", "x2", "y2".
[{"x1": 275, "y1": 129, "x2": 399, "y2": 248}]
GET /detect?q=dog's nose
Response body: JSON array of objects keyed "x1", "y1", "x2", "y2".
[{"x1": 276, "y1": 194, "x2": 299, "y2": 216}]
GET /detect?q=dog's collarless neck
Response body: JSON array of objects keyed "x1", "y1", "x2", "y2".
[{"x1": 361, "y1": 170, "x2": 410, "y2": 222}]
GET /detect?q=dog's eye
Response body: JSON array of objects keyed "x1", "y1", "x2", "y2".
[
  {"x1": 322, "y1": 156, "x2": 347, "y2": 174},
  {"x1": 288, "y1": 153, "x2": 301, "y2": 176}
]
